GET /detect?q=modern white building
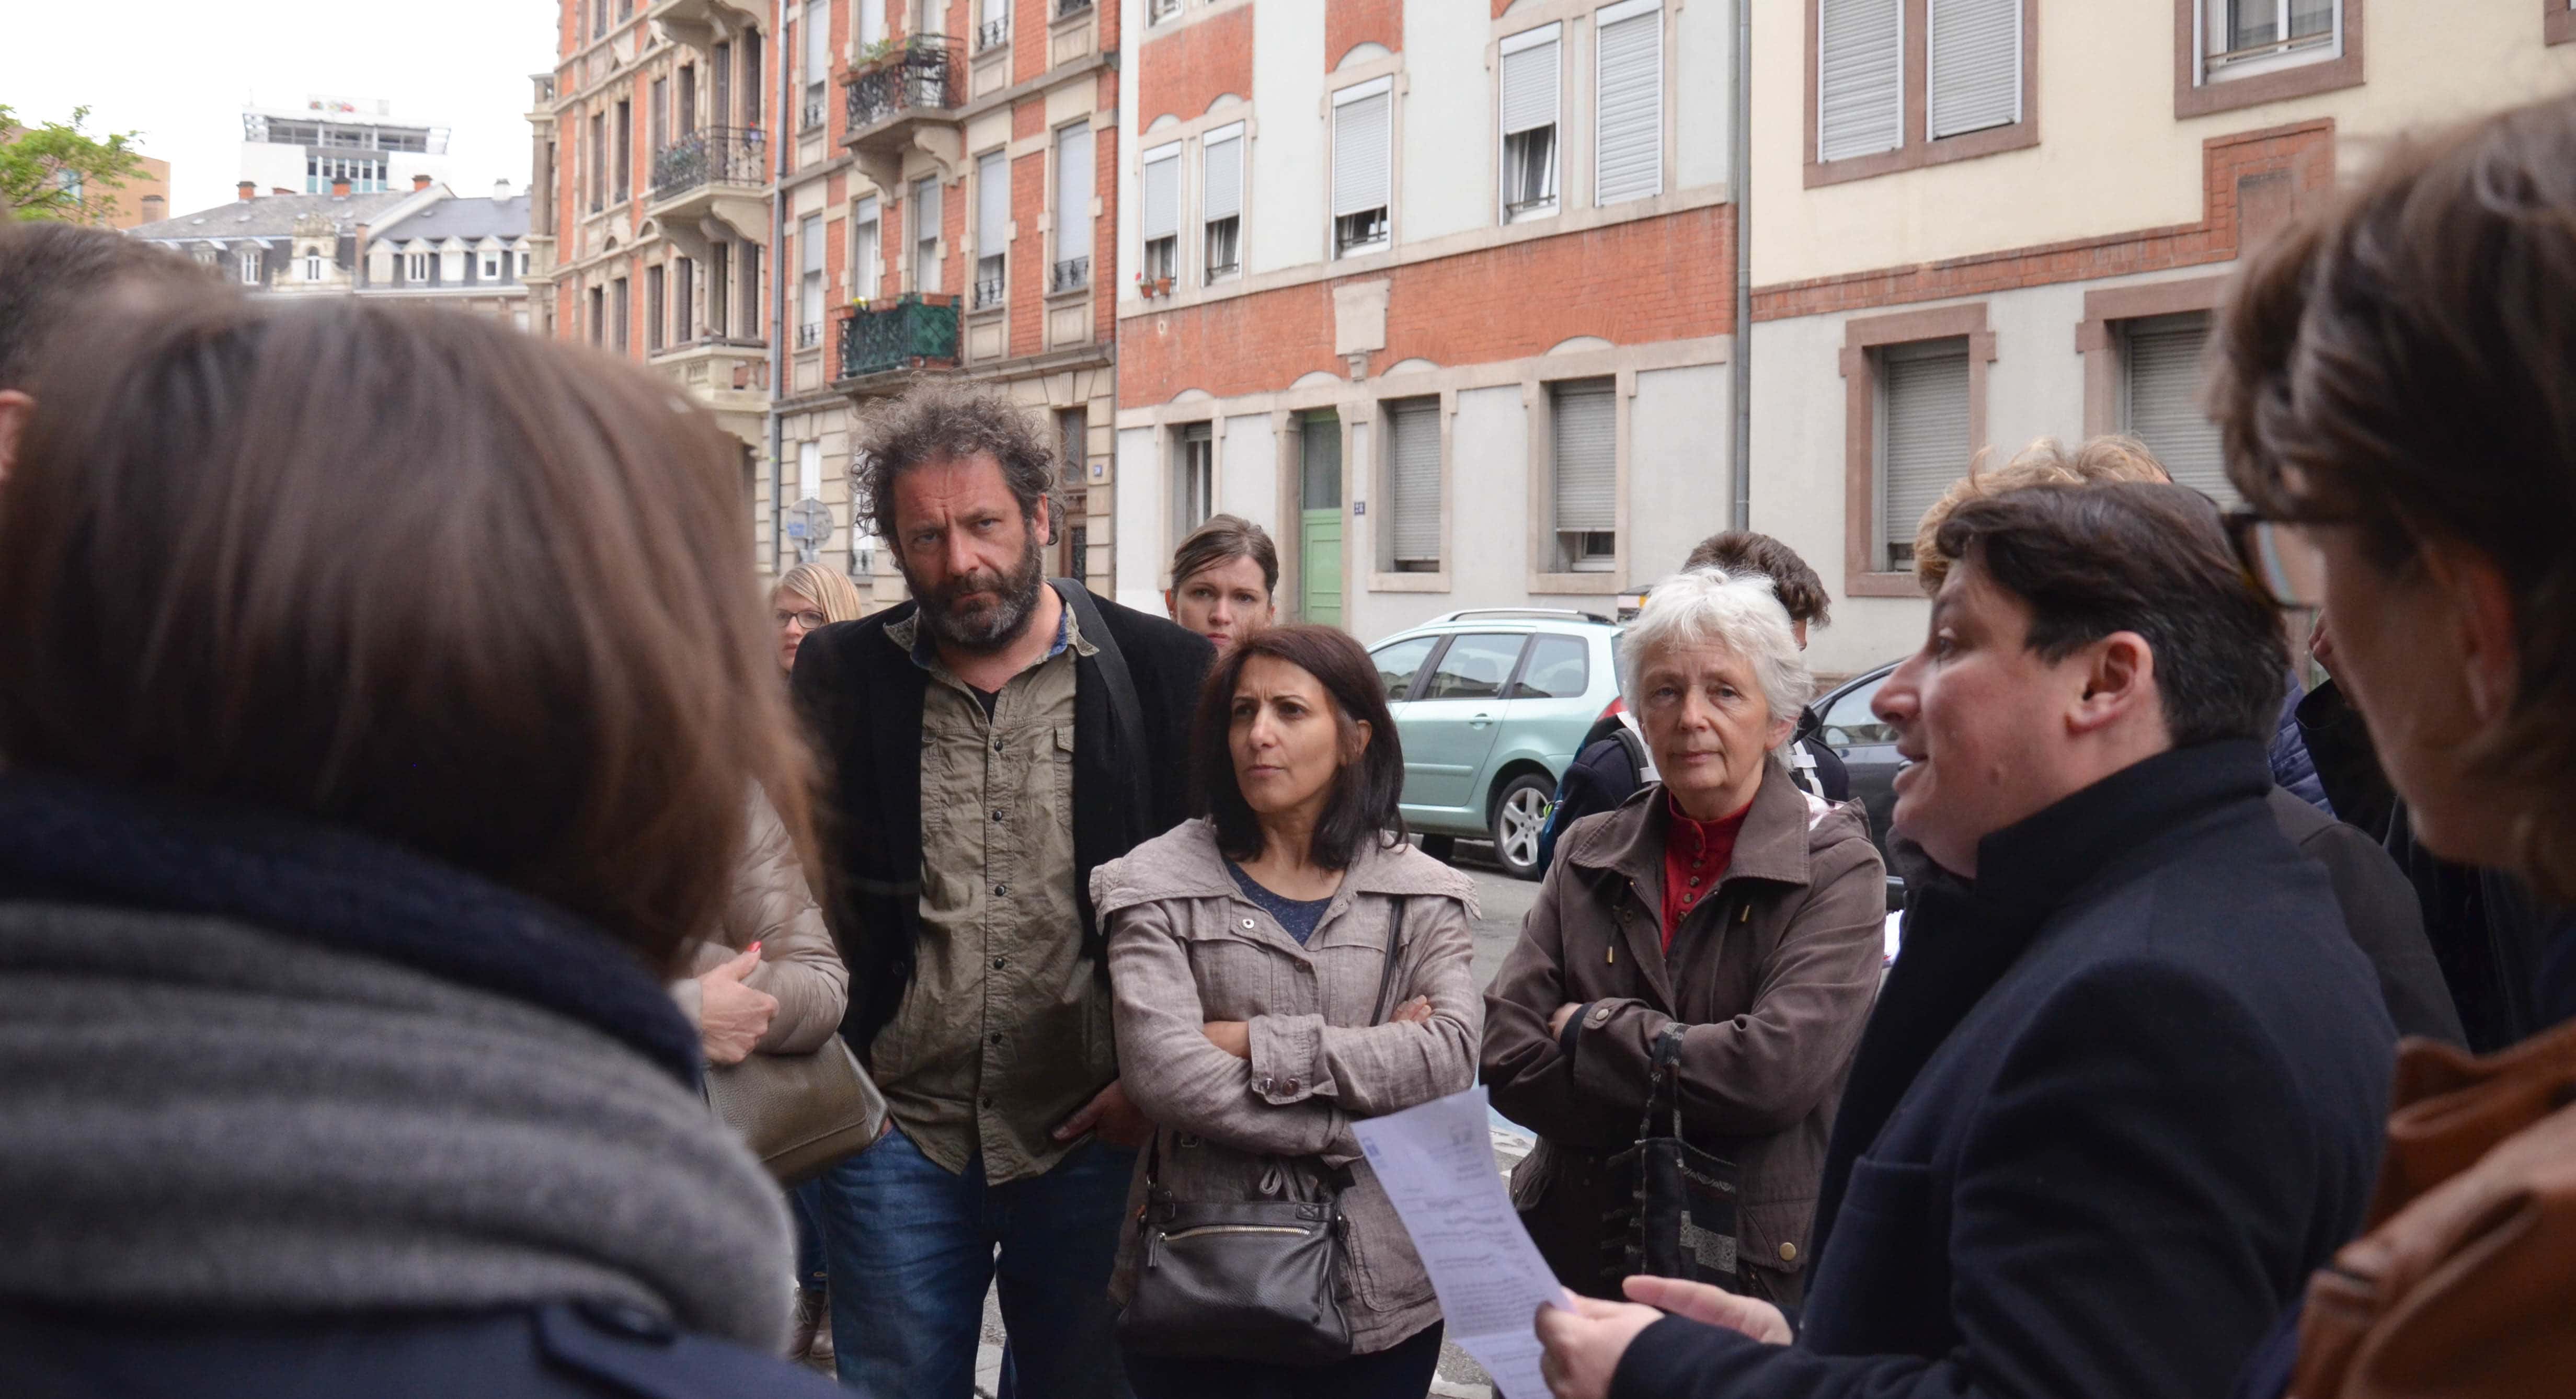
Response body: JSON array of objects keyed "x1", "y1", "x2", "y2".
[{"x1": 239, "y1": 96, "x2": 454, "y2": 196}]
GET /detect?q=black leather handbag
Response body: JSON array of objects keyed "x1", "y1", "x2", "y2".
[
  {"x1": 1114, "y1": 900, "x2": 1408, "y2": 1366},
  {"x1": 1606, "y1": 1023, "x2": 1745, "y2": 1288}
]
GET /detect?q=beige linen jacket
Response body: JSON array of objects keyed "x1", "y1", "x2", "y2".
[
  {"x1": 669, "y1": 789, "x2": 850, "y2": 1055},
  {"x1": 1093, "y1": 819, "x2": 1482, "y2": 1355}
]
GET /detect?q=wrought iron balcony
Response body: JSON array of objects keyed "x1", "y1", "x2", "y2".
[
  {"x1": 650, "y1": 126, "x2": 768, "y2": 203},
  {"x1": 838, "y1": 293, "x2": 960, "y2": 381},
  {"x1": 1050, "y1": 256, "x2": 1089, "y2": 293},
  {"x1": 845, "y1": 36, "x2": 960, "y2": 135}
]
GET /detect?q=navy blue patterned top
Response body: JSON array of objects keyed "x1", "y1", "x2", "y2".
[{"x1": 1226, "y1": 862, "x2": 1333, "y2": 945}]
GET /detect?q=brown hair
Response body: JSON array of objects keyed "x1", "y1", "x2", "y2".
[
  {"x1": 1937, "y1": 483, "x2": 2286, "y2": 748},
  {"x1": 1192, "y1": 625, "x2": 1406, "y2": 869},
  {"x1": 1169, "y1": 513, "x2": 1279, "y2": 598},
  {"x1": 1913, "y1": 435, "x2": 2172, "y2": 592},
  {"x1": 1682, "y1": 531, "x2": 1831, "y2": 628},
  {"x1": 776, "y1": 561, "x2": 865, "y2": 625},
  {"x1": 0, "y1": 220, "x2": 217, "y2": 388},
  {"x1": 854, "y1": 380, "x2": 1061, "y2": 546},
  {"x1": 0, "y1": 299, "x2": 809, "y2": 972},
  {"x1": 2212, "y1": 96, "x2": 2576, "y2": 899}
]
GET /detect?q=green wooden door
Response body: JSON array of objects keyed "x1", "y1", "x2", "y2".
[{"x1": 1300, "y1": 509, "x2": 1343, "y2": 627}]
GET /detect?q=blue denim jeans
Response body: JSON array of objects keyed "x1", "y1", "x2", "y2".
[
  {"x1": 790, "y1": 1180, "x2": 829, "y2": 1292},
  {"x1": 815, "y1": 1127, "x2": 1138, "y2": 1399}
]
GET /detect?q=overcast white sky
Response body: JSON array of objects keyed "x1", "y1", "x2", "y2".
[{"x1": 5, "y1": 3, "x2": 559, "y2": 217}]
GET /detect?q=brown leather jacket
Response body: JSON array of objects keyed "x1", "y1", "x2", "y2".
[
  {"x1": 2295, "y1": 1017, "x2": 2576, "y2": 1395},
  {"x1": 1482, "y1": 760, "x2": 1884, "y2": 1307}
]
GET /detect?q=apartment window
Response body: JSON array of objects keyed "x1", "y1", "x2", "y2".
[
  {"x1": 804, "y1": 0, "x2": 831, "y2": 130},
  {"x1": 1176, "y1": 422, "x2": 1215, "y2": 534},
  {"x1": 1201, "y1": 122, "x2": 1243, "y2": 283},
  {"x1": 894, "y1": 176, "x2": 934, "y2": 293},
  {"x1": 975, "y1": 150, "x2": 1009, "y2": 310},
  {"x1": 1499, "y1": 24, "x2": 1561, "y2": 221},
  {"x1": 1058, "y1": 408, "x2": 1088, "y2": 483},
  {"x1": 593, "y1": 0, "x2": 608, "y2": 39},
  {"x1": 860, "y1": 0, "x2": 886, "y2": 48},
  {"x1": 739, "y1": 242, "x2": 762, "y2": 339},
  {"x1": 978, "y1": 0, "x2": 1011, "y2": 51},
  {"x1": 1383, "y1": 397, "x2": 1442, "y2": 572},
  {"x1": 1331, "y1": 78, "x2": 1392, "y2": 257},
  {"x1": 194, "y1": 248, "x2": 218, "y2": 267},
  {"x1": 1550, "y1": 379, "x2": 1618, "y2": 572},
  {"x1": 853, "y1": 196, "x2": 881, "y2": 300},
  {"x1": 589, "y1": 284, "x2": 605, "y2": 343},
  {"x1": 712, "y1": 242, "x2": 732, "y2": 334},
  {"x1": 614, "y1": 100, "x2": 632, "y2": 201},
  {"x1": 800, "y1": 214, "x2": 826, "y2": 342},
  {"x1": 589, "y1": 112, "x2": 606, "y2": 210},
  {"x1": 612, "y1": 276, "x2": 630, "y2": 351},
  {"x1": 745, "y1": 31, "x2": 764, "y2": 124},
  {"x1": 1140, "y1": 143, "x2": 1180, "y2": 285},
  {"x1": 518, "y1": 250, "x2": 531, "y2": 277},
  {"x1": 714, "y1": 41, "x2": 734, "y2": 123},
  {"x1": 2121, "y1": 312, "x2": 2236, "y2": 507},
  {"x1": 1149, "y1": 0, "x2": 1180, "y2": 22},
  {"x1": 1054, "y1": 123, "x2": 1094, "y2": 290},
  {"x1": 407, "y1": 249, "x2": 432, "y2": 282},
  {"x1": 238, "y1": 250, "x2": 260, "y2": 284},
  {"x1": 676, "y1": 256, "x2": 695, "y2": 338},
  {"x1": 1876, "y1": 339, "x2": 1970, "y2": 571},
  {"x1": 647, "y1": 263, "x2": 667, "y2": 350},
  {"x1": 651, "y1": 76, "x2": 669, "y2": 153},
  {"x1": 303, "y1": 254, "x2": 324, "y2": 281},
  {"x1": 1301, "y1": 412, "x2": 1342, "y2": 510},
  {"x1": 1813, "y1": 0, "x2": 2031, "y2": 184},
  {"x1": 480, "y1": 250, "x2": 502, "y2": 280},
  {"x1": 2207, "y1": 0, "x2": 2335, "y2": 77},
  {"x1": 1596, "y1": 0, "x2": 1663, "y2": 205},
  {"x1": 679, "y1": 65, "x2": 698, "y2": 136}
]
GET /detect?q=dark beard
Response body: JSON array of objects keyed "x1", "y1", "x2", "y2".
[{"x1": 909, "y1": 521, "x2": 1048, "y2": 655}]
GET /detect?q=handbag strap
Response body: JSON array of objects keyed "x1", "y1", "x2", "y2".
[
  {"x1": 1638, "y1": 1022, "x2": 1687, "y2": 1142},
  {"x1": 1144, "y1": 896, "x2": 1411, "y2": 1197}
]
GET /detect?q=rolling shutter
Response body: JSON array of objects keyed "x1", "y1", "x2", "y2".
[
  {"x1": 1552, "y1": 380, "x2": 1617, "y2": 534},
  {"x1": 1333, "y1": 79, "x2": 1392, "y2": 218},
  {"x1": 977, "y1": 151, "x2": 1009, "y2": 256},
  {"x1": 1501, "y1": 25, "x2": 1561, "y2": 137},
  {"x1": 1056, "y1": 123, "x2": 1094, "y2": 262},
  {"x1": 1140, "y1": 144, "x2": 1180, "y2": 240},
  {"x1": 1203, "y1": 122, "x2": 1243, "y2": 222},
  {"x1": 1595, "y1": 1, "x2": 1663, "y2": 206},
  {"x1": 913, "y1": 176, "x2": 941, "y2": 239},
  {"x1": 1386, "y1": 399, "x2": 1442, "y2": 565},
  {"x1": 1819, "y1": 0, "x2": 1902, "y2": 162},
  {"x1": 2124, "y1": 313, "x2": 2235, "y2": 506},
  {"x1": 1928, "y1": 0, "x2": 2019, "y2": 140},
  {"x1": 1881, "y1": 340, "x2": 1971, "y2": 568}
]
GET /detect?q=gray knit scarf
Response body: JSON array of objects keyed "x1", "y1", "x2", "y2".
[{"x1": 0, "y1": 900, "x2": 792, "y2": 1349}]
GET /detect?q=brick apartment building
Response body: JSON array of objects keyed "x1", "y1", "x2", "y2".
[
  {"x1": 529, "y1": 0, "x2": 1120, "y2": 595},
  {"x1": 1754, "y1": 0, "x2": 2576, "y2": 683},
  {"x1": 1110, "y1": 0, "x2": 1738, "y2": 637}
]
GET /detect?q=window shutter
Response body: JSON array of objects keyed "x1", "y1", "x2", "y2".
[
  {"x1": 860, "y1": 0, "x2": 884, "y2": 47},
  {"x1": 1387, "y1": 399, "x2": 1442, "y2": 564},
  {"x1": 1332, "y1": 82, "x2": 1392, "y2": 217},
  {"x1": 2125, "y1": 314, "x2": 2235, "y2": 506},
  {"x1": 1501, "y1": 26, "x2": 1560, "y2": 136},
  {"x1": 977, "y1": 151, "x2": 1009, "y2": 251},
  {"x1": 1880, "y1": 341, "x2": 1971, "y2": 566},
  {"x1": 1551, "y1": 381, "x2": 1617, "y2": 534},
  {"x1": 1819, "y1": 0, "x2": 1903, "y2": 162},
  {"x1": 1203, "y1": 123, "x2": 1243, "y2": 222},
  {"x1": 1141, "y1": 145, "x2": 1180, "y2": 240},
  {"x1": 1595, "y1": 1, "x2": 1662, "y2": 205},
  {"x1": 1057, "y1": 124, "x2": 1094, "y2": 262},
  {"x1": 1928, "y1": 0, "x2": 2018, "y2": 139}
]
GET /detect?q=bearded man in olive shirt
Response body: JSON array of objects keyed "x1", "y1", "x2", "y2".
[{"x1": 793, "y1": 385, "x2": 1213, "y2": 1399}]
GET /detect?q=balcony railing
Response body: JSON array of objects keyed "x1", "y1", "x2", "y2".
[
  {"x1": 972, "y1": 274, "x2": 1006, "y2": 309},
  {"x1": 1054, "y1": 0, "x2": 1092, "y2": 16},
  {"x1": 846, "y1": 36, "x2": 960, "y2": 133},
  {"x1": 976, "y1": 17, "x2": 1010, "y2": 51},
  {"x1": 801, "y1": 93, "x2": 826, "y2": 131},
  {"x1": 838, "y1": 293, "x2": 960, "y2": 380},
  {"x1": 797, "y1": 321, "x2": 821, "y2": 348},
  {"x1": 1050, "y1": 256, "x2": 1089, "y2": 293},
  {"x1": 650, "y1": 126, "x2": 768, "y2": 202}
]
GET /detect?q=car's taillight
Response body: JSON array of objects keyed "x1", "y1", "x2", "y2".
[{"x1": 1597, "y1": 696, "x2": 1624, "y2": 723}]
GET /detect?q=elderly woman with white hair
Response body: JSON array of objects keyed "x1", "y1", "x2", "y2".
[{"x1": 1482, "y1": 568, "x2": 1885, "y2": 1310}]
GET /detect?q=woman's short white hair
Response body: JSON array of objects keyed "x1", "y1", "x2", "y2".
[{"x1": 1618, "y1": 567, "x2": 1815, "y2": 755}]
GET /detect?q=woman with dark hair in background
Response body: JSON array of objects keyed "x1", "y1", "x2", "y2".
[
  {"x1": 1164, "y1": 514, "x2": 1279, "y2": 651},
  {"x1": 0, "y1": 299, "x2": 842, "y2": 1397},
  {"x1": 1093, "y1": 624, "x2": 1480, "y2": 1398}
]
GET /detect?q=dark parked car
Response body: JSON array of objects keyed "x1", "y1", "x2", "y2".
[{"x1": 1812, "y1": 661, "x2": 1904, "y2": 900}]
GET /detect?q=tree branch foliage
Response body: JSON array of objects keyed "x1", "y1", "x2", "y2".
[{"x1": 2, "y1": 105, "x2": 148, "y2": 224}]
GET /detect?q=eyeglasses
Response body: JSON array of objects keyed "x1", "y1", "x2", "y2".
[
  {"x1": 2223, "y1": 510, "x2": 2330, "y2": 610},
  {"x1": 774, "y1": 609, "x2": 829, "y2": 630}
]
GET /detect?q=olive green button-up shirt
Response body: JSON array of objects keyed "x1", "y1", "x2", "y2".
[{"x1": 873, "y1": 604, "x2": 1117, "y2": 1183}]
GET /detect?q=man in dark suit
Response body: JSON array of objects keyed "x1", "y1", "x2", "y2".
[{"x1": 1535, "y1": 483, "x2": 2397, "y2": 1399}]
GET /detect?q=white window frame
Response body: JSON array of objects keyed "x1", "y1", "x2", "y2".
[
  {"x1": 1054, "y1": 122, "x2": 1095, "y2": 288},
  {"x1": 1140, "y1": 141, "x2": 1182, "y2": 286},
  {"x1": 973, "y1": 148, "x2": 1010, "y2": 311},
  {"x1": 1330, "y1": 76, "x2": 1394, "y2": 259},
  {"x1": 238, "y1": 250, "x2": 260, "y2": 285},
  {"x1": 1498, "y1": 23, "x2": 1562, "y2": 224},
  {"x1": 303, "y1": 254, "x2": 324, "y2": 282},
  {"x1": 912, "y1": 175, "x2": 942, "y2": 292},
  {"x1": 2198, "y1": 0, "x2": 2340, "y2": 84},
  {"x1": 1200, "y1": 120, "x2": 1244, "y2": 284},
  {"x1": 406, "y1": 250, "x2": 430, "y2": 282},
  {"x1": 1548, "y1": 377, "x2": 1619, "y2": 572},
  {"x1": 517, "y1": 249, "x2": 531, "y2": 277},
  {"x1": 1175, "y1": 421, "x2": 1215, "y2": 536},
  {"x1": 853, "y1": 194, "x2": 882, "y2": 301},
  {"x1": 1593, "y1": 0, "x2": 1664, "y2": 207},
  {"x1": 800, "y1": 213, "x2": 826, "y2": 332},
  {"x1": 480, "y1": 250, "x2": 502, "y2": 280}
]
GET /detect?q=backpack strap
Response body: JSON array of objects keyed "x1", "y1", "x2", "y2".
[{"x1": 1052, "y1": 578, "x2": 1152, "y2": 838}]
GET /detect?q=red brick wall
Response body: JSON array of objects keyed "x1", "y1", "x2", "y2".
[
  {"x1": 1754, "y1": 120, "x2": 2333, "y2": 322},
  {"x1": 1326, "y1": 0, "x2": 1401, "y2": 68},
  {"x1": 1092, "y1": 100, "x2": 1117, "y2": 345},
  {"x1": 1010, "y1": 147, "x2": 1048, "y2": 357},
  {"x1": 1121, "y1": 207, "x2": 1734, "y2": 405},
  {"x1": 1140, "y1": 6, "x2": 1254, "y2": 124}
]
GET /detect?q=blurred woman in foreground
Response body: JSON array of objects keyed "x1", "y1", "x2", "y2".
[{"x1": 0, "y1": 300, "x2": 843, "y2": 1397}]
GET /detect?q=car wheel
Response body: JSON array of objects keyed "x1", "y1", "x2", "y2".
[
  {"x1": 1418, "y1": 834, "x2": 1457, "y2": 863},
  {"x1": 1490, "y1": 773, "x2": 1554, "y2": 880}
]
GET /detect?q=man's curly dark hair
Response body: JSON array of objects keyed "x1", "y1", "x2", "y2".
[{"x1": 853, "y1": 381, "x2": 1063, "y2": 544}]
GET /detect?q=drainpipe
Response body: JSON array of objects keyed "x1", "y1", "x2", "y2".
[
  {"x1": 768, "y1": 4, "x2": 793, "y2": 576},
  {"x1": 1729, "y1": 0, "x2": 1753, "y2": 531}
]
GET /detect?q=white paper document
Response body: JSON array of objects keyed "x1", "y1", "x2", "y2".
[{"x1": 1352, "y1": 1085, "x2": 1572, "y2": 1399}]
